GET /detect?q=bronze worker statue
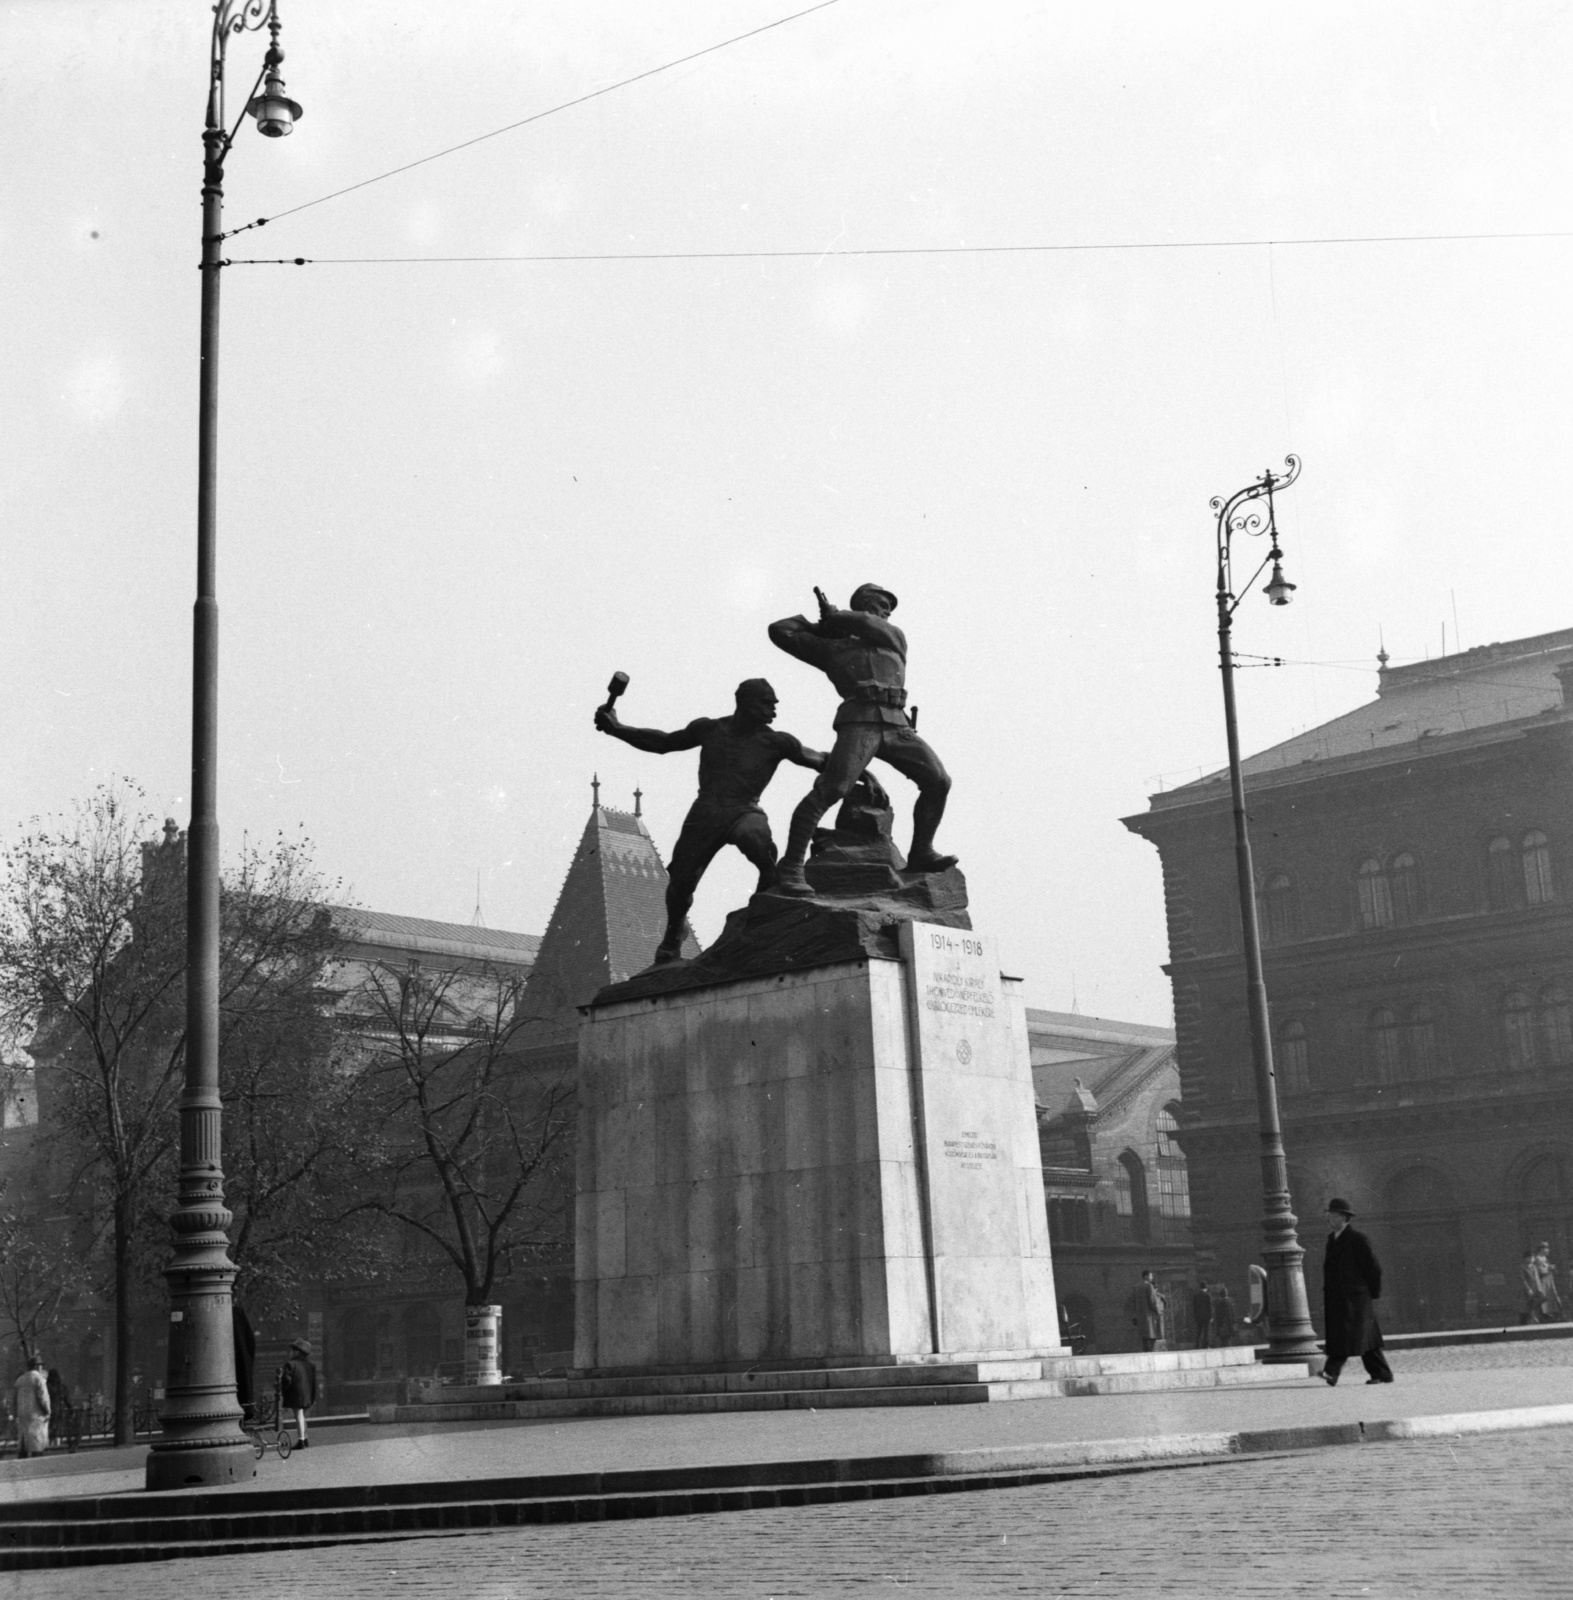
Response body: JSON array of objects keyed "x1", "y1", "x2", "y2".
[
  {"x1": 595, "y1": 678, "x2": 825, "y2": 963},
  {"x1": 768, "y1": 583, "x2": 955, "y2": 895}
]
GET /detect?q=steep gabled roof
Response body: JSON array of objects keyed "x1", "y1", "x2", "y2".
[{"x1": 521, "y1": 804, "x2": 697, "y2": 1031}]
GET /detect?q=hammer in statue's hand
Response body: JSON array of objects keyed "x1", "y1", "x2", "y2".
[{"x1": 596, "y1": 671, "x2": 629, "y2": 730}]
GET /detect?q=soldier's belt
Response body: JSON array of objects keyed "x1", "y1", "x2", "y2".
[{"x1": 846, "y1": 685, "x2": 907, "y2": 708}]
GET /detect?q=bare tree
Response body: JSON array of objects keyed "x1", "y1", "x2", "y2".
[
  {"x1": 221, "y1": 982, "x2": 385, "y2": 1323},
  {"x1": 348, "y1": 961, "x2": 573, "y2": 1318},
  {"x1": 0, "y1": 1204, "x2": 75, "y2": 1368},
  {"x1": 0, "y1": 782, "x2": 356, "y2": 1442}
]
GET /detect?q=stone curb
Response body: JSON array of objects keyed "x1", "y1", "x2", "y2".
[{"x1": 1, "y1": 1402, "x2": 1571, "y2": 1570}]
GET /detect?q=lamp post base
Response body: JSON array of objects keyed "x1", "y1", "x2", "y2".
[
  {"x1": 145, "y1": 1438, "x2": 256, "y2": 1492},
  {"x1": 1257, "y1": 1243, "x2": 1323, "y2": 1364}
]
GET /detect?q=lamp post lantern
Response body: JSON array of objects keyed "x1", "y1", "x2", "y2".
[
  {"x1": 1211, "y1": 455, "x2": 1322, "y2": 1366},
  {"x1": 146, "y1": 0, "x2": 302, "y2": 1492}
]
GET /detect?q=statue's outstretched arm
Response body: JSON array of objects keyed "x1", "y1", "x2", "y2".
[{"x1": 595, "y1": 711, "x2": 708, "y2": 754}]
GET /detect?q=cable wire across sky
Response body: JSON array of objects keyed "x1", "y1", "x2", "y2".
[
  {"x1": 222, "y1": 0, "x2": 841, "y2": 241},
  {"x1": 222, "y1": 228, "x2": 1573, "y2": 268}
]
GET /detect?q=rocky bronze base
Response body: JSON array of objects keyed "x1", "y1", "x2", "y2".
[{"x1": 595, "y1": 781, "x2": 969, "y2": 1006}]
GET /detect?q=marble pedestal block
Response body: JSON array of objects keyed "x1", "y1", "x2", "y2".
[{"x1": 574, "y1": 922, "x2": 1062, "y2": 1372}]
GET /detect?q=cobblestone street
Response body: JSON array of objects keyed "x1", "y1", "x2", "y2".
[{"x1": 11, "y1": 1424, "x2": 1568, "y2": 1598}]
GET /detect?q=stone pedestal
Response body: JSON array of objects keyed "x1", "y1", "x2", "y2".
[{"x1": 574, "y1": 921, "x2": 1061, "y2": 1372}]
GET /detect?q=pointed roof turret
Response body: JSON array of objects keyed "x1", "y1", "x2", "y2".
[{"x1": 521, "y1": 798, "x2": 698, "y2": 1034}]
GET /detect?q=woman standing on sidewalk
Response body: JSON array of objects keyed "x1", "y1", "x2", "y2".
[{"x1": 13, "y1": 1356, "x2": 49, "y2": 1457}]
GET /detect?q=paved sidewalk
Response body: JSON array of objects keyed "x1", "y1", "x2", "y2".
[
  {"x1": 8, "y1": 1421, "x2": 1573, "y2": 1597},
  {"x1": 5, "y1": 1344, "x2": 1573, "y2": 1506}
]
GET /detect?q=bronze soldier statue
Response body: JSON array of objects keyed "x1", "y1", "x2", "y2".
[
  {"x1": 595, "y1": 678, "x2": 825, "y2": 963},
  {"x1": 768, "y1": 583, "x2": 955, "y2": 896}
]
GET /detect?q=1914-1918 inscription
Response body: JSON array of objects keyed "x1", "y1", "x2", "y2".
[{"x1": 921, "y1": 930, "x2": 995, "y2": 1018}]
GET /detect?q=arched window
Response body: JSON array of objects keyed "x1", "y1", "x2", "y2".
[
  {"x1": 1503, "y1": 989, "x2": 1538, "y2": 1071},
  {"x1": 1524, "y1": 832, "x2": 1555, "y2": 905},
  {"x1": 1389, "y1": 854, "x2": 1420, "y2": 924},
  {"x1": 1154, "y1": 1107, "x2": 1190, "y2": 1235},
  {"x1": 1368, "y1": 1007, "x2": 1402, "y2": 1082},
  {"x1": 1114, "y1": 1150, "x2": 1151, "y2": 1243},
  {"x1": 1278, "y1": 1019, "x2": 1310, "y2": 1093},
  {"x1": 1357, "y1": 859, "x2": 1393, "y2": 929},
  {"x1": 1259, "y1": 873, "x2": 1297, "y2": 945},
  {"x1": 342, "y1": 1307, "x2": 378, "y2": 1382},
  {"x1": 403, "y1": 1303, "x2": 443, "y2": 1377},
  {"x1": 1487, "y1": 836, "x2": 1517, "y2": 910},
  {"x1": 1542, "y1": 985, "x2": 1573, "y2": 1067},
  {"x1": 1404, "y1": 1004, "x2": 1438, "y2": 1079}
]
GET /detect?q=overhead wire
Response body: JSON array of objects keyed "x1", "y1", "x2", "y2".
[
  {"x1": 222, "y1": 0, "x2": 840, "y2": 240},
  {"x1": 222, "y1": 227, "x2": 1573, "y2": 266}
]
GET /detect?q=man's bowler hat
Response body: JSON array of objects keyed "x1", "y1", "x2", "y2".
[
  {"x1": 291, "y1": 1337, "x2": 311, "y2": 1354},
  {"x1": 1327, "y1": 1197, "x2": 1356, "y2": 1217}
]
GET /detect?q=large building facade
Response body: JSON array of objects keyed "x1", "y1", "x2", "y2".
[{"x1": 1125, "y1": 627, "x2": 1573, "y2": 1332}]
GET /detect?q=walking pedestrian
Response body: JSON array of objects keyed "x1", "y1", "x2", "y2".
[
  {"x1": 1190, "y1": 1279, "x2": 1214, "y2": 1349},
  {"x1": 1535, "y1": 1244, "x2": 1564, "y2": 1322},
  {"x1": 1321, "y1": 1198, "x2": 1394, "y2": 1386},
  {"x1": 13, "y1": 1356, "x2": 49, "y2": 1458},
  {"x1": 1520, "y1": 1248, "x2": 1546, "y2": 1324},
  {"x1": 280, "y1": 1337, "x2": 317, "y2": 1448},
  {"x1": 1138, "y1": 1270, "x2": 1168, "y2": 1352}
]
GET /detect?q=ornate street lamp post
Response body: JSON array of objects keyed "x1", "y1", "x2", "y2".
[
  {"x1": 1212, "y1": 456, "x2": 1322, "y2": 1365},
  {"x1": 146, "y1": 0, "x2": 303, "y2": 1492}
]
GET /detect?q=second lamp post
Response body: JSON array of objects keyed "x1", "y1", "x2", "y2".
[{"x1": 1212, "y1": 455, "x2": 1322, "y2": 1365}]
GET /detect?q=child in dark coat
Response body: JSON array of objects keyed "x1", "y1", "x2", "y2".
[{"x1": 280, "y1": 1338, "x2": 318, "y2": 1447}]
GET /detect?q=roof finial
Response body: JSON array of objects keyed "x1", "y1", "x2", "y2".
[
  {"x1": 471, "y1": 868, "x2": 484, "y2": 927},
  {"x1": 633, "y1": 785, "x2": 643, "y2": 818},
  {"x1": 1377, "y1": 628, "x2": 1389, "y2": 671},
  {"x1": 591, "y1": 773, "x2": 600, "y2": 809}
]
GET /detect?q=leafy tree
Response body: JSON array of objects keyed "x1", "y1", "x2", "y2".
[
  {"x1": 0, "y1": 782, "x2": 357, "y2": 1441},
  {"x1": 348, "y1": 961, "x2": 573, "y2": 1320}
]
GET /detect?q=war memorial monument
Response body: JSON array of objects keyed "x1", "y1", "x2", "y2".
[
  {"x1": 387, "y1": 585, "x2": 1302, "y2": 1421},
  {"x1": 577, "y1": 583, "x2": 1064, "y2": 1376}
]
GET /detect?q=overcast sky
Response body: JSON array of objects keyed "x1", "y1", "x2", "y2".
[{"x1": 5, "y1": 1, "x2": 1572, "y2": 1023}]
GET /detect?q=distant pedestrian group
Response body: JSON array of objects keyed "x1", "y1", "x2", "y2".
[
  {"x1": 1520, "y1": 1243, "x2": 1564, "y2": 1324},
  {"x1": 1190, "y1": 1280, "x2": 1241, "y2": 1348}
]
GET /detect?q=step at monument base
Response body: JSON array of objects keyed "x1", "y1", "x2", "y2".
[{"x1": 375, "y1": 1347, "x2": 1308, "y2": 1424}]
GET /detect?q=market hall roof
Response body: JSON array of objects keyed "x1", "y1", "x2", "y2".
[{"x1": 1139, "y1": 624, "x2": 1573, "y2": 812}]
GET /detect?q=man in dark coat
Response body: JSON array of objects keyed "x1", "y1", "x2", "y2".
[
  {"x1": 232, "y1": 1303, "x2": 257, "y2": 1422},
  {"x1": 1321, "y1": 1198, "x2": 1394, "y2": 1385},
  {"x1": 280, "y1": 1337, "x2": 318, "y2": 1448}
]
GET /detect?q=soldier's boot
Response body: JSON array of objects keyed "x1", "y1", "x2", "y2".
[
  {"x1": 906, "y1": 790, "x2": 957, "y2": 875},
  {"x1": 773, "y1": 795, "x2": 826, "y2": 896}
]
